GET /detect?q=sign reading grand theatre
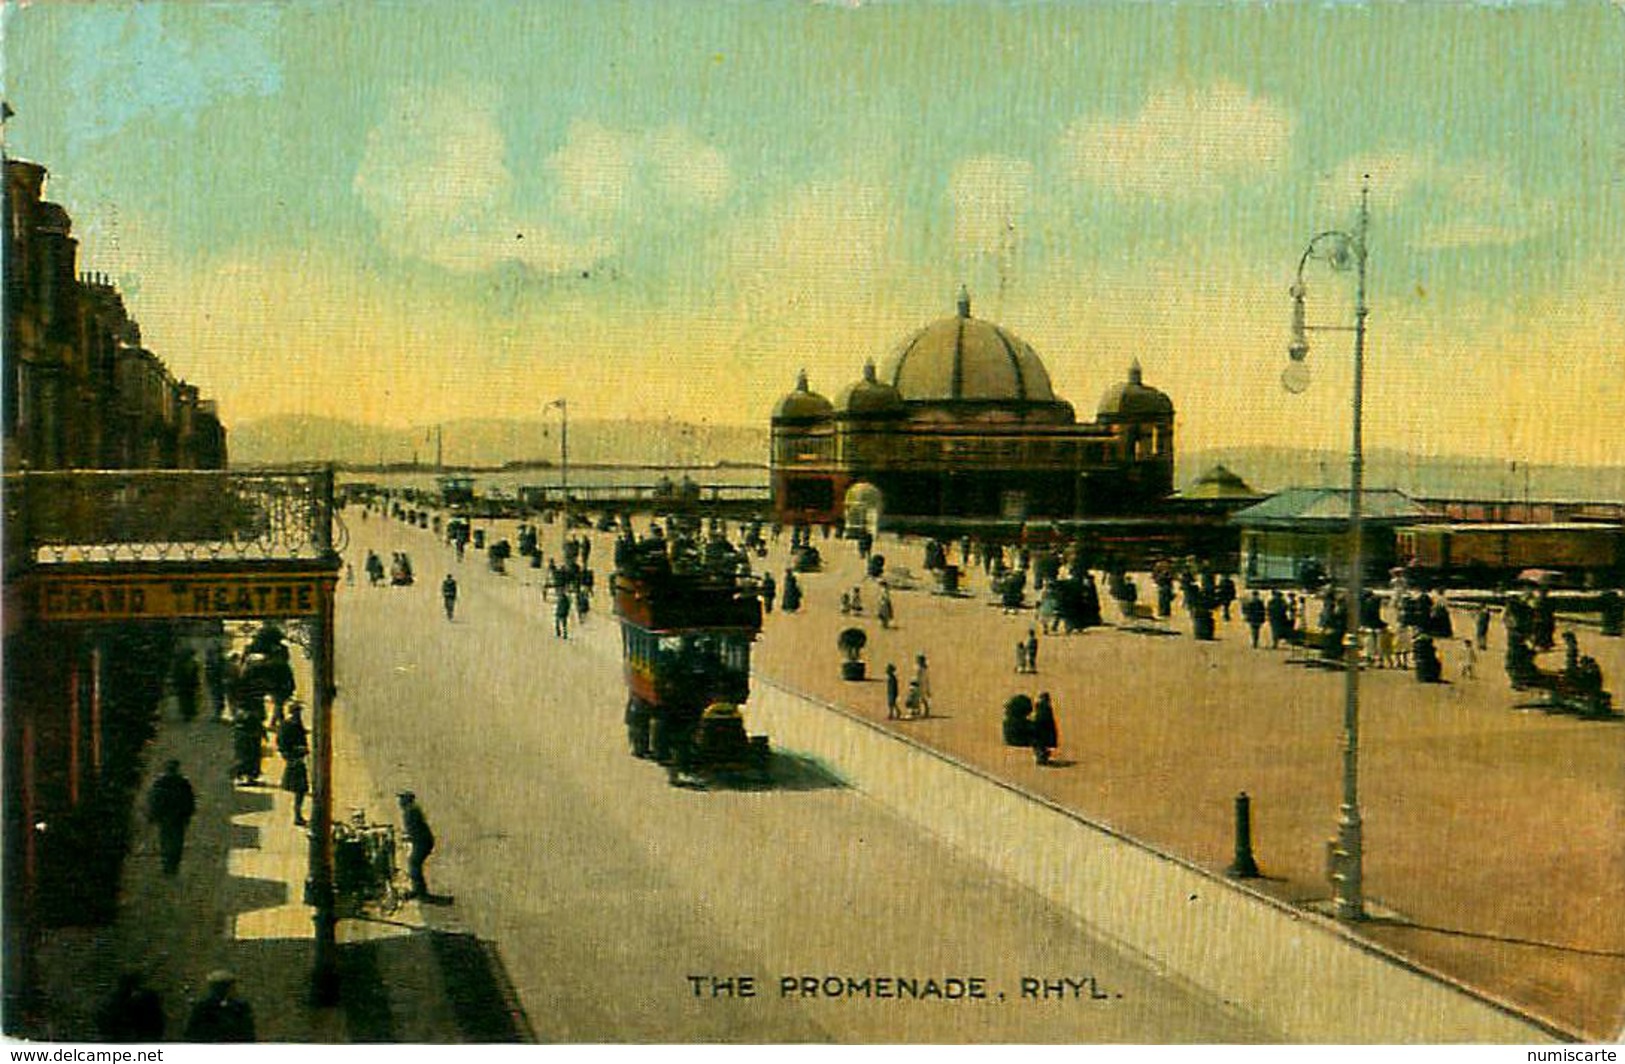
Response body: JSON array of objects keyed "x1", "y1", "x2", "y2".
[{"x1": 30, "y1": 570, "x2": 332, "y2": 622}]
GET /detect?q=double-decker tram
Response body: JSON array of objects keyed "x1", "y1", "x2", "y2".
[{"x1": 614, "y1": 532, "x2": 769, "y2": 786}]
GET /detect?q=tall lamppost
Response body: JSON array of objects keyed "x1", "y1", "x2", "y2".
[
  {"x1": 546, "y1": 398, "x2": 568, "y2": 542},
  {"x1": 1284, "y1": 177, "x2": 1371, "y2": 923}
]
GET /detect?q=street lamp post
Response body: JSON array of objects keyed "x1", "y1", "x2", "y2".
[
  {"x1": 1285, "y1": 178, "x2": 1371, "y2": 923},
  {"x1": 547, "y1": 398, "x2": 568, "y2": 543}
]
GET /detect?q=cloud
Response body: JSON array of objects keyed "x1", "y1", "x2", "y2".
[
  {"x1": 644, "y1": 126, "x2": 733, "y2": 207},
  {"x1": 546, "y1": 122, "x2": 638, "y2": 222},
  {"x1": 1060, "y1": 82, "x2": 1293, "y2": 200},
  {"x1": 355, "y1": 91, "x2": 731, "y2": 274},
  {"x1": 354, "y1": 84, "x2": 611, "y2": 274},
  {"x1": 546, "y1": 121, "x2": 733, "y2": 223},
  {"x1": 1317, "y1": 152, "x2": 1558, "y2": 250}
]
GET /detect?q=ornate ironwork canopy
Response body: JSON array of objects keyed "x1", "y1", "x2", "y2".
[{"x1": 4, "y1": 467, "x2": 341, "y2": 568}]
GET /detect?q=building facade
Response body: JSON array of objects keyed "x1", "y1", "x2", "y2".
[
  {"x1": 771, "y1": 290, "x2": 1174, "y2": 528},
  {"x1": 4, "y1": 158, "x2": 225, "y2": 473},
  {"x1": 4, "y1": 158, "x2": 233, "y2": 1030}
]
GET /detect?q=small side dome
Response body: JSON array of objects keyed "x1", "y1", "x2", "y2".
[
  {"x1": 836, "y1": 360, "x2": 905, "y2": 417},
  {"x1": 1187, "y1": 464, "x2": 1260, "y2": 500},
  {"x1": 772, "y1": 369, "x2": 835, "y2": 423},
  {"x1": 1098, "y1": 360, "x2": 1173, "y2": 419}
]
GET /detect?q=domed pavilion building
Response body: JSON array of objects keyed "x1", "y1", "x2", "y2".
[{"x1": 771, "y1": 289, "x2": 1176, "y2": 530}]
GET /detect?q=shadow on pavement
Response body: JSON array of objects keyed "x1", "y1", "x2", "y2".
[
  {"x1": 337, "y1": 930, "x2": 533, "y2": 1043},
  {"x1": 694, "y1": 750, "x2": 847, "y2": 793}
]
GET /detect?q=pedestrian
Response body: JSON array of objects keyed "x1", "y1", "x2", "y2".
[
  {"x1": 1015, "y1": 640, "x2": 1028, "y2": 674},
  {"x1": 780, "y1": 569, "x2": 802, "y2": 613},
  {"x1": 171, "y1": 647, "x2": 200, "y2": 722},
  {"x1": 1475, "y1": 603, "x2": 1492, "y2": 651},
  {"x1": 575, "y1": 586, "x2": 590, "y2": 623},
  {"x1": 204, "y1": 644, "x2": 226, "y2": 721},
  {"x1": 146, "y1": 760, "x2": 196, "y2": 875},
  {"x1": 231, "y1": 707, "x2": 264, "y2": 785},
  {"x1": 911, "y1": 654, "x2": 932, "y2": 718},
  {"x1": 183, "y1": 970, "x2": 256, "y2": 1043},
  {"x1": 398, "y1": 791, "x2": 436, "y2": 900},
  {"x1": 97, "y1": 972, "x2": 165, "y2": 1042},
  {"x1": 1460, "y1": 638, "x2": 1477, "y2": 680},
  {"x1": 1025, "y1": 629, "x2": 1039, "y2": 674},
  {"x1": 1430, "y1": 599, "x2": 1454, "y2": 640},
  {"x1": 441, "y1": 574, "x2": 458, "y2": 621},
  {"x1": 276, "y1": 703, "x2": 310, "y2": 826},
  {"x1": 1032, "y1": 692, "x2": 1059, "y2": 765},
  {"x1": 885, "y1": 663, "x2": 900, "y2": 719},
  {"x1": 554, "y1": 587, "x2": 571, "y2": 638},
  {"x1": 876, "y1": 583, "x2": 893, "y2": 629},
  {"x1": 1267, "y1": 590, "x2": 1290, "y2": 649},
  {"x1": 760, "y1": 571, "x2": 776, "y2": 614},
  {"x1": 1242, "y1": 590, "x2": 1266, "y2": 649}
]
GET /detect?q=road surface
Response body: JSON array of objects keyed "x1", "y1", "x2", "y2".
[{"x1": 333, "y1": 515, "x2": 1272, "y2": 1042}]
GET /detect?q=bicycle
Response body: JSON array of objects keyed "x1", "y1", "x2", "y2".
[{"x1": 333, "y1": 810, "x2": 406, "y2": 916}]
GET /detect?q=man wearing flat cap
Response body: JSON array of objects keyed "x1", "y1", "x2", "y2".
[
  {"x1": 183, "y1": 969, "x2": 255, "y2": 1042},
  {"x1": 398, "y1": 791, "x2": 436, "y2": 900}
]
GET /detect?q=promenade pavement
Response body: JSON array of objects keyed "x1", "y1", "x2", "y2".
[
  {"x1": 25, "y1": 632, "x2": 531, "y2": 1044},
  {"x1": 746, "y1": 530, "x2": 1625, "y2": 1042}
]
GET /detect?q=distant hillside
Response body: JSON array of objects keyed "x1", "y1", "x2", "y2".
[
  {"x1": 228, "y1": 415, "x2": 770, "y2": 469},
  {"x1": 228, "y1": 417, "x2": 1621, "y2": 503},
  {"x1": 1181, "y1": 447, "x2": 1625, "y2": 503}
]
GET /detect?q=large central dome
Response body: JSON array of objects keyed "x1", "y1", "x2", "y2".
[{"x1": 881, "y1": 290, "x2": 1057, "y2": 405}]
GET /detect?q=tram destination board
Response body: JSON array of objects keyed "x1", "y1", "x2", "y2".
[{"x1": 28, "y1": 570, "x2": 334, "y2": 622}]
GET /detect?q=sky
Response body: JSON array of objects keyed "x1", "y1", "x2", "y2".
[{"x1": 2, "y1": 0, "x2": 1622, "y2": 465}]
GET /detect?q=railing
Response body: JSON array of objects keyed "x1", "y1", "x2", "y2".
[
  {"x1": 4, "y1": 467, "x2": 339, "y2": 567},
  {"x1": 516, "y1": 483, "x2": 772, "y2": 505}
]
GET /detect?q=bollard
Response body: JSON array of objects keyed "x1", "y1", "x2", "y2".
[{"x1": 1226, "y1": 791, "x2": 1261, "y2": 878}]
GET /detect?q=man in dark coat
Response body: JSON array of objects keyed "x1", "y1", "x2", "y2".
[
  {"x1": 1266, "y1": 590, "x2": 1291, "y2": 649},
  {"x1": 183, "y1": 970, "x2": 255, "y2": 1042},
  {"x1": 759, "y1": 571, "x2": 775, "y2": 614},
  {"x1": 232, "y1": 706, "x2": 264, "y2": 785},
  {"x1": 276, "y1": 704, "x2": 311, "y2": 826},
  {"x1": 553, "y1": 587, "x2": 571, "y2": 638},
  {"x1": 780, "y1": 569, "x2": 802, "y2": 613},
  {"x1": 441, "y1": 574, "x2": 458, "y2": 620},
  {"x1": 97, "y1": 972, "x2": 165, "y2": 1042},
  {"x1": 399, "y1": 792, "x2": 436, "y2": 899},
  {"x1": 171, "y1": 648, "x2": 200, "y2": 722},
  {"x1": 1242, "y1": 590, "x2": 1267, "y2": 648},
  {"x1": 1218, "y1": 575, "x2": 1238, "y2": 621},
  {"x1": 147, "y1": 761, "x2": 196, "y2": 874},
  {"x1": 1031, "y1": 692, "x2": 1059, "y2": 765}
]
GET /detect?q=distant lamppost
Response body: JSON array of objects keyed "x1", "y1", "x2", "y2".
[
  {"x1": 1285, "y1": 177, "x2": 1371, "y2": 923},
  {"x1": 546, "y1": 398, "x2": 568, "y2": 540}
]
